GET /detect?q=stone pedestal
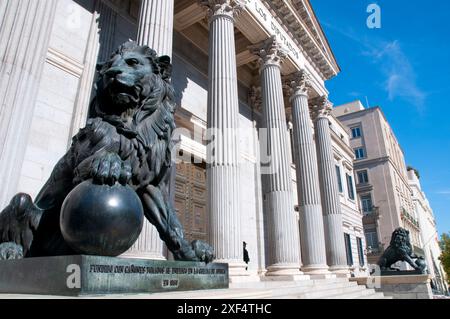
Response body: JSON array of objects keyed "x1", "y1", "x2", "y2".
[
  {"x1": 0, "y1": 256, "x2": 228, "y2": 296},
  {"x1": 350, "y1": 274, "x2": 433, "y2": 299}
]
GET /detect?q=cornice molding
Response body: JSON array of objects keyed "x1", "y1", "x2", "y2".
[{"x1": 261, "y1": 0, "x2": 339, "y2": 80}]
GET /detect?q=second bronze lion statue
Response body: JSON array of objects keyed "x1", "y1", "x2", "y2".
[
  {"x1": 377, "y1": 227, "x2": 426, "y2": 273},
  {"x1": 0, "y1": 41, "x2": 214, "y2": 263}
]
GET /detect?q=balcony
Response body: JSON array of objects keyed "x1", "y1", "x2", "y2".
[
  {"x1": 400, "y1": 207, "x2": 420, "y2": 229},
  {"x1": 362, "y1": 206, "x2": 380, "y2": 224}
]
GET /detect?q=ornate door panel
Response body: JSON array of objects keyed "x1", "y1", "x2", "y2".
[{"x1": 174, "y1": 162, "x2": 208, "y2": 243}]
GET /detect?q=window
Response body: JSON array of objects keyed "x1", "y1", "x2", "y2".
[
  {"x1": 344, "y1": 233, "x2": 353, "y2": 266},
  {"x1": 336, "y1": 165, "x2": 343, "y2": 193},
  {"x1": 360, "y1": 194, "x2": 373, "y2": 214},
  {"x1": 357, "y1": 237, "x2": 365, "y2": 266},
  {"x1": 357, "y1": 170, "x2": 369, "y2": 184},
  {"x1": 354, "y1": 148, "x2": 366, "y2": 159},
  {"x1": 346, "y1": 174, "x2": 355, "y2": 200},
  {"x1": 364, "y1": 229, "x2": 379, "y2": 250},
  {"x1": 351, "y1": 127, "x2": 362, "y2": 138}
]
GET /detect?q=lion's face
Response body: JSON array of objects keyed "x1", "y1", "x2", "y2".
[
  {"x1": 97, "y1": 50, "x2": 154, "y2": 114},
  {"x1": 93, "y1": 42, "x2": 173, "y2": 120},
  {"x1": 106, "y1": 51, "x2": 152, "y2": 105},
  {"x1": 390, "y1": 228, "x2": 411, "y2": 253}
]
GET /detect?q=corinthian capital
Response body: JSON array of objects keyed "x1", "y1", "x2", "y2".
[
  {"x1": 284, "y1": 70, "x2": 311, "y2": 98},
  {"x1": 310, "y1": 96, "x2": 333, "y2": 120},
  {"x1": 199, "y1": 0, "x2": 244, "y2": 20},
  {"x1": 248, "y1": 86, "x2": 262, "y2": 111},
  {"x1": 249, "y1": 36, "x2": 287, "y2": 68}
]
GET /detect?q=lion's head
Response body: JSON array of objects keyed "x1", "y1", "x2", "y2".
[
  {"x1": 390, "y1": 227, "x2": 412, "y2": 254},
  {"x1": 91, "y1": 41, "x2": 176, "y2": 134}
]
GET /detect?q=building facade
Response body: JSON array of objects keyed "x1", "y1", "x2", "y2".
[
  {"x1": 0, "y1": 0, "x2": 368, "y2": 279},
  {"x1": 408, "y1": 169, "x2": 448, "y2": 293},
  {"x1": 334, "y1": 101, "x2": 422, "y2": 265},
  {"x1": 328, "y1": 115, "x2": 367, "y2": 276}
]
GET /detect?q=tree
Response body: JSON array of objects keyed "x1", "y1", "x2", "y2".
[
  {"x1": 439, "y1": 232, "x2": 450, "y2": 284},
  {"x1": 407, "y1": 166, "x2": 420, "y2": 179}
]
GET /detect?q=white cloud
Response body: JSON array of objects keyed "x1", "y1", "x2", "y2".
[
  {"x1": 365, "y1": 40, "x2": 426, "y2": 110},
  {"x1": 322, "y1": 22, "x2": 427, "y2": 111}
]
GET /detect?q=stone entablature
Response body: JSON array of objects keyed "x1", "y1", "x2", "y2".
[
  {"x1": 243, "y1": 0, "x2": 339, "y2": 90},
  {"x1": 257, "y1": 0, "x2": 339, "y2": 80},
  {"x1": 237, "y1": 0, "x2": 334, "y2": 95}
]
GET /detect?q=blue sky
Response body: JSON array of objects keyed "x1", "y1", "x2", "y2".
[{"x1": 311, "y1": 0, "x2": 450, "y2": 237}]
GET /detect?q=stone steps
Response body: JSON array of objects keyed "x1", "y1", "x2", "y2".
[
  {"x1": 357, "y1": 292, "x2": 392, "y2": 299},
  {"x1": 229, "y1": 277, "x2": 390, "y2": 299},
  {"x1": 323, "y1": 287, "x2": 378, "y2": 299},
  {"x1": 0, "y1": 278, "x2": 391, "y2": 299},
  {"x1": 269, "y1": 282, "x2": 364, "y2": 299},
  {"x1": 106, "y1": 279, "x2": 390, "y2": 299},
  {"x1": 230, "y1": 277, "x2": 349, "y2": 290},
  {"x1": 266, "y1": 283, "x2": 357, "y2": 298},
  {"x1": 119, "y1": 288, "x2": 273, "y2": 300}
]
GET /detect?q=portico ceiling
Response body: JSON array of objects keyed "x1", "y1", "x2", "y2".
[{"x1": 174, "y1": 0, "x2": 340, "y2": 86}]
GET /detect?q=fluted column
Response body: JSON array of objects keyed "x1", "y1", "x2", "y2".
[
  {"x1": 97, "y1": 1, "x2": 118, "y2": 63},
  {"x1": 123, "y1": 0, "x2": 175, "y2": 260},
  {"x1": 137, "y1": 0, "x2": 174, "y2": 56},
  {"x1": 201, "y1": 0, "x2": 247, "y2": 276},
  {"x1": 285, "y1": 71, "x2": 330, "y2": 275},
  {"x1": 250, "y1": 37, "x2": 302, "y2": 277},
  {"x1": 312, "y1": 97, "x2": 349, "y2": 275},
  {"x1": 69, "y1": 1, "x2": 101, "y2": 141},
  {"x1": 0, "y1": 0, "x2": 58, "y2": 208}
]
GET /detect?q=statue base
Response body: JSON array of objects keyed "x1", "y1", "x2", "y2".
[
  {"x1": 0, "y1": 255, "x2": 229, "y2": 296},
  {"x1": 350, "y1": 274, "x2": 433, "y2": 299},
  {"x1": 380, "y1": 270, "x2": 424, "y2": 276}
]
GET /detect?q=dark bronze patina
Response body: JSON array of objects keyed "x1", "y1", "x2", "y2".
[{"x1": 0, "y1": 42, "x2": 214, "y2": 263}]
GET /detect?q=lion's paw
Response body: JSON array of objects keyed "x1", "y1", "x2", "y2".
[
  {"x1": 192, "y1": 240, "x2": 215, "y2": 264},
  {"x1": 0, "y1": 242, "x2": 24, "y2": 260},
  {"x1": 91, "y1": 152, "x2": 131, "y2": 186}
]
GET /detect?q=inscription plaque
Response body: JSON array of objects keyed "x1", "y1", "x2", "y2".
[{"x1": 0, "y1": 255, "x2": 229, "y2": 296}]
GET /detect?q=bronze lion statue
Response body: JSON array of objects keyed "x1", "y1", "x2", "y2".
[
  {"x1": 377, "y1": 227, "x2": 426, "y2": 273},
  {"x1": 0, "y1": 41, "x2": 214, "y2": 263}
]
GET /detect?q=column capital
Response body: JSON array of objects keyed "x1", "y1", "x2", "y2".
[
  {"x1": 310, "y1": 96, "x2": 333, "y2": 121},
  {"x1": 198, "y1": 0, "x2": 244, "y2": 21},
  {"x1": 248, "y1": 86, "x2": 262, "y2": 112},
  {"x1": 284, "y1": 70, "x2": 311, "y2": 99},
  {"x1": 249, "y1": 36, "x2": 287, "y2": 69}
]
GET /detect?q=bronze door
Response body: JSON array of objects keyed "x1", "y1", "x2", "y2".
[{"x1": 174, "y1": 162, "x2": 208, "y2": 244}]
